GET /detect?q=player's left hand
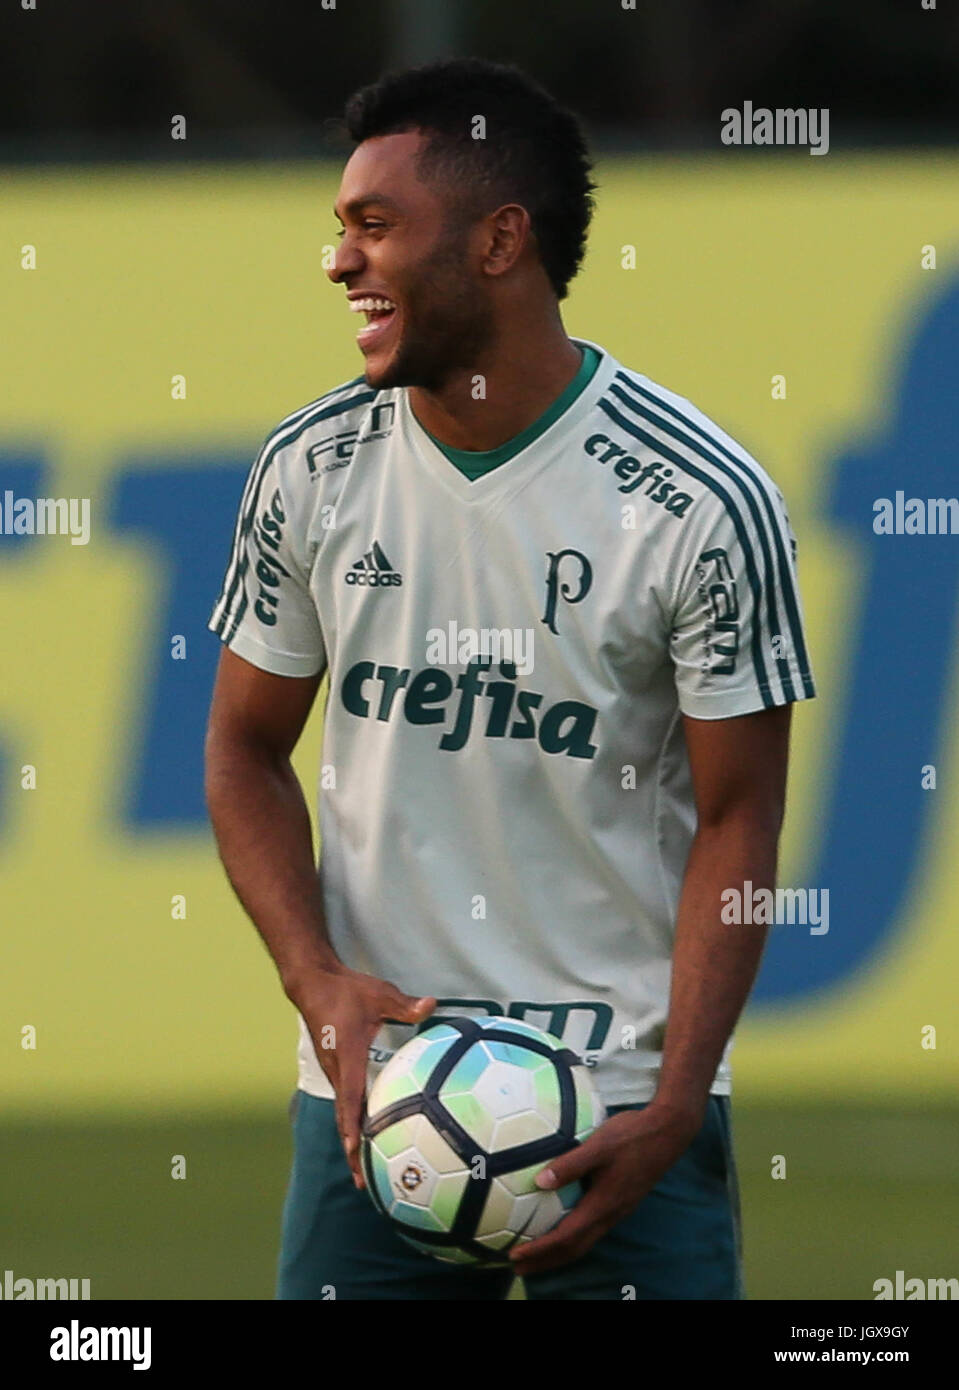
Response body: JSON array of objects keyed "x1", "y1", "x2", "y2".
[{"x1": 508, "y1": 1102, "x2": 702, "y2": 1277}]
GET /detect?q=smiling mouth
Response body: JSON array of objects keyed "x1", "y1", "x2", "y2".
[{"x1": 350, "y1": 296, "x2": 398, "y2": 350}]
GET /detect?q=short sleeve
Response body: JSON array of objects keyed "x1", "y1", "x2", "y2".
[
  {"x1": 208, "y1": 445, "x2": 326, "y2": 678},
  {"x1": 667, "y1": 482, "x2": 816, "y2": 719}
]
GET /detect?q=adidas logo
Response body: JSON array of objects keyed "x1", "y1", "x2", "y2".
[{"x1": 345, "y1": 540, "x2": 403, "y2": 587}]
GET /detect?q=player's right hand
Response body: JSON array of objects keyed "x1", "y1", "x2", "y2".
[{"x1": 299, "y1": 969, "x2": 436, "y2": 1188}]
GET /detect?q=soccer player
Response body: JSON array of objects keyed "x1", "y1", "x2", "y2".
[{"x1": 205, "y1": 58, "x2": 815, "y2": 1300}]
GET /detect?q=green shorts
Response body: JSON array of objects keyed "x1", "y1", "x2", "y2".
[{"x1": 276, "y1": 1089, "x2": 744, "y2": 1300}]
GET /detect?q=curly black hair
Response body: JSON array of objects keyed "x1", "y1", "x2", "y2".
[{"x1": 343, "y1": 58, "x2": 597, "y2": 301}]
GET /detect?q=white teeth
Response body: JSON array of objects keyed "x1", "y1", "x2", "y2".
[{"x1": 349, "y1": 297, "x2": 396, "y2": 312}]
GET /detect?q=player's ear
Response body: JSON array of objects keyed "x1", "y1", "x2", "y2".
[{"x1": 481, "y1": 203, "x2": 530, "y2": 278}]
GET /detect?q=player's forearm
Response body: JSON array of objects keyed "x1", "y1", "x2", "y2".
[
  {"x1": 205, "y1": 736, "x2": 343, "y2": 1002},
  {"x1": 651, "y1": 815, "x2": 778, "y2": 1128}
]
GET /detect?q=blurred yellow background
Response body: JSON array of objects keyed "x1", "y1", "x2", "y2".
[{"x1": 2, "y1": 156, "x2": 957, "y2": 1115}]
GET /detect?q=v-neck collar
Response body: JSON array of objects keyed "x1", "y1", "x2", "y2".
[
  {"x1": 401, "y1": 338, "x2": 618, "y2": 503},
  {"x1": 417, "y1": 343, "x2": 601, "y2": 481}
]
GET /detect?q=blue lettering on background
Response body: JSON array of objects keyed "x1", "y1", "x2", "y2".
[
  {"x1": 4, "y1": 278, "x2": 958, "y2": 1005},
  {"x1": 0, "y1": 454, "x2": 47, "y2": 830},
  {"x1": 0, "y1": 455, "x2": 46, "y2": 552},
  {"x1": 754, "y1": 278, "x2": 959, "y2": 1004},
  {"x1": 110, "y1": 458, "x2": 247, "y2": 828}
]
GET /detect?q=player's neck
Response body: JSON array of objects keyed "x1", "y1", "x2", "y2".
[{"x1": 408, "y1": 320, "x2": 584, "y2": 453}]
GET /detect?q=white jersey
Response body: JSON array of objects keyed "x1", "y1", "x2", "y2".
[{"x1": 210, "y1": 338, "x2": 815, "y2": 1106}]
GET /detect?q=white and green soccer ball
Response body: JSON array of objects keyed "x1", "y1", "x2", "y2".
[{"x1": 360, "y1": 1015, "x2": 607, "y2": 1264}]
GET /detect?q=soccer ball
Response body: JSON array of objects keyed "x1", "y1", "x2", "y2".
[{"x1": 360, "y1": 1015, "x2": 606, "y2": 1264}]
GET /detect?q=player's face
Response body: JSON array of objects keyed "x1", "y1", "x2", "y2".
[{"x1": 329, "y1": 131, "x2": 495, "y2": 391}]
